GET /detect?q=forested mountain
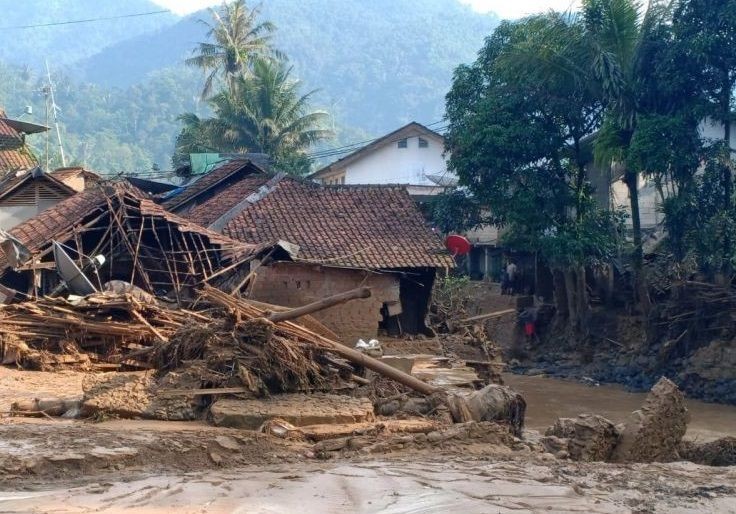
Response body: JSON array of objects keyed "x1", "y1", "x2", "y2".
[
  {"x1": 0, "y1": 1, "x2": 177, "y2": 67},
  {"x1": 0, "y1": 0, "x2": 498, "y2": 173}
]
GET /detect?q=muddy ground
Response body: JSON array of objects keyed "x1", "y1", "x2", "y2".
[{"x1": 1, "y1": 363, "x2": 736, "y2": 513}]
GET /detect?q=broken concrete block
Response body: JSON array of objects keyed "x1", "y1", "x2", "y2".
[
  {"x1": 612, "y1": 377, "x2": 690, "y2": 463},
  {"x1": 545, "y1": 414, "x2": 620, "y2": 461},
  {"x1": 210, "y1": 394, "x2": 375, "y2": 430},
  {"x1": 465, "y1": 384, "x2": 526, "y2": 437},
  {"x1": 80, "y1": 372, "x2": 199, "y2": 420}
]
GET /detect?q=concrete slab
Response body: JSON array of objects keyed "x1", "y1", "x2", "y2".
[{"x1": 210, "y1": 394, "x2": 375, "y2": 430}]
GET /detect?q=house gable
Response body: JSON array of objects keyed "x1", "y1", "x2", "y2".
[{"x1": 311, "y1": 122, "x2": 448, "y2": 186}]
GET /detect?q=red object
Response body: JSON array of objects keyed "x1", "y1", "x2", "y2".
[
  {"x1": 524, "y1": 322, "x2": 535, "y2": 336},
  {"x1": 445, "y1": 235, "x2": 472, "y2": 256}
]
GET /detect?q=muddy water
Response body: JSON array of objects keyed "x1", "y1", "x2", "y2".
[{"x1": 503, "y1": 373, "x2": 736, "y2": 441}]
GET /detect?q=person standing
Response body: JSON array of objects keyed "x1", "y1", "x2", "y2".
[{"x1": 506, "y1": 260, "x2": 518, "y2": 295}]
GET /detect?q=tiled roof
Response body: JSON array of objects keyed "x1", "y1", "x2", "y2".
[
  {"x1": 0, "y1": 115, "x2": 37, "y2": 174},
  {"x1": 0, "y1": 182, "x2": 260, "y2": 271},
  {"x1": 222, "y1": 179, "x2": 454, "y2": 269},
  {"x1": 185, "y1": 174, "x2": 272, "y2": 227},
  {"x1": 163, "y1": 158, "x2": 265, "y2": 211}
]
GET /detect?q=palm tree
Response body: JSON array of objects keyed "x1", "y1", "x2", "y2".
[
  {"x1": 174, "y1": 59, "x2": 333, "y2": 175},
  {"x1": 186, "y1": 0, "x2": 280, "y2": 99},
  {"x1": 582, "y1": 0, "x2": 669, "y2": 306}
]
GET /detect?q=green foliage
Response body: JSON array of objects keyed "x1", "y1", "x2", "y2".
[
  {"x1": 444, "y1": 13, "x2": 617, "y2": 269},
  {"x1": 430, "y1": 189, "x2": 485, "y2": 234},
  {"x1": 0, "y1": 1, "x2": 176, "y2": 67},
  {"x1": 174, "y1": 60, "x2": 333, "y2": 175},
  {"x1": 186, "y1": 0, "x2": 281, "y2": 99},
  {"x1": 661, "y1": 153, "x2": 736, "y2": 273}
]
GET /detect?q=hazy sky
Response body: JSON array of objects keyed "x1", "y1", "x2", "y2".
[{"x1": 151, "y1": 0, "x2": 581, "y2": 19}]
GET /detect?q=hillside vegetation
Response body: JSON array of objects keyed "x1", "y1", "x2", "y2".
[{"x1": 0, "y1": 0, "x2": 497, "y2": 173}]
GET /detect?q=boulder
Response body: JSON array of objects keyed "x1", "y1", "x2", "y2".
[
  {"x1": 612, "y1": 377, "x2": 690, "y2": 463},
  {"x1": 544, "y1": 414, "x2": 620, "y2": 461},
  {"x1": 679, "y1": 437, "x2": 736, "y2": 467},
  {"x1": 464, "y1": 384, "x2": 526, "y2": 437}
]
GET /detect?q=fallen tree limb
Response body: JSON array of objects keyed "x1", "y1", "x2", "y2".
[{"x1": 266, "y1": 286, "x2": 372, "y2": 323}]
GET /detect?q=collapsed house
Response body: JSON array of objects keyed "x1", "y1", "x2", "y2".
[
  {"x1": 0, "y1": 181, "x2": 286, "y2": 302},
  {"x1": 164, "y1": 158, "x2": 455, "y2": 342}
]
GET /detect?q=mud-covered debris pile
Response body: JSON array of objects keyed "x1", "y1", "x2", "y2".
[
  {"x1": 0, "y1": 293, "x2": 193, "y2": 371},
  {"x1": 0, "y1": 287, "x2": 360, "y2": 398}
]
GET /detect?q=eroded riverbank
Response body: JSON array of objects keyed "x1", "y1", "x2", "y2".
[{"x1": 503, "y1": 373, "x2": 736, "y2": 441}]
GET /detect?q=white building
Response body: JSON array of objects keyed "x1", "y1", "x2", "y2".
[
  {"x1": 310, "y1": 122, "x2": 454, "y2": 196},
  {"x1": 311, "y1": 122, "x2": 501, "y2": 279}
]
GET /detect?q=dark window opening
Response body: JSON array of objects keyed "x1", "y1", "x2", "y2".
[{"x1": 397, "y1": 138, "x2": 408, "y2": 148}]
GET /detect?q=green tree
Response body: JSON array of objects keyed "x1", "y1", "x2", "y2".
[
  {"x1": 174, "y1": 59, "x2": 333, "y2": 175},
  {"x1": 185, "y1": 0, "x2": 281, "y2": 99},
  {"x1": 581, "y1": 0, "x2": 671, "y2": 308},
  {"x1": 444, "y1": 14, "x2": 619, "y2": 330}
]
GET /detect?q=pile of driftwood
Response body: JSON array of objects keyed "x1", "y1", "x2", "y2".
[{"x1": 0, "y1": 285, "x2": 437, "y2": 398}]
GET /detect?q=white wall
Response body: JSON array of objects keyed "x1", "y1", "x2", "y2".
[
  {"x1": 698, "y1": 118, "x2": 736, "y2": 152},
  {"x1": 344, "y1": 135, "x2": 451, "y2": 185},
  {"x1": 611, "y1": 177, "x2": 661, "y2": 229}
]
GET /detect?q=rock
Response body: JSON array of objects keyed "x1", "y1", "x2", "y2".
[
  {"x1": 312, "y1": 438, "x2": 349, "y2": 453},
  {"x1": 426, "y1": 431, "x2": 444, "y2": 443},
  {"x1": 465, "y1": 384, "x2": 526, "y2": 437},
  {"x1": 612, "y1": 377, "x2": 690, "y2": 463},
  {"x1": 540, "y1": 435, "x2": 569, "y2": 455},
  {"x1": 214, "y1": 435, "x2": 240, "y2": 451},
  {"x1": 545, "y1": 414, "x2": 620, "y2": 462},
  {"x1": 680, "y1": 437, "x2": 736, "y2": 467},
  {"x1": 210, "y1": 394, "x2": 374, "y2": 430}
]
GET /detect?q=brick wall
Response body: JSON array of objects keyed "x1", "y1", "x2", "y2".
[{"x1": 250, "y1": 262, "x2": 399, "y2": 343}]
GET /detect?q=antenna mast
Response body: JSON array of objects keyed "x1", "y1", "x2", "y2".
[{"x1": 45, "y1": 60, "x2": 66, "y2": 168}]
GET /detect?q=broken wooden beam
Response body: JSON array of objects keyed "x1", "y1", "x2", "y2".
[
  {"x1": 461, "y1": 308, "x2": 516, "y2": 324},
  {"x1": 266, "y1": 286, "x2": 372, "y2": 323}
]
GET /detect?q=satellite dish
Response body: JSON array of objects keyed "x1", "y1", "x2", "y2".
[
  {"x1": 445, "y1": 234, "x2": 471, "y2": 257},
  {"x1": 53, "y1": 241, "x2": 97, "y2": 296}
]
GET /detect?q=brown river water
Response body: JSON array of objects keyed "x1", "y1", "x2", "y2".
[{"x1": 503, "y1": 373, "x2": 736, "y2": 441}]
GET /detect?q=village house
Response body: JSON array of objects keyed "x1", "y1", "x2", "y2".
[
  {"x1": 164, "y1": 158, "x2": 455, "y2": 343},
  {"x1": 0, "y1": 166, "x2": 100, "y2": 231},
  {"x1": 0, "y1": 110, "x2": 46, "y2": 177},
  {"x1": 310, "y1": 122, "x2": 501, "y2": 280}
]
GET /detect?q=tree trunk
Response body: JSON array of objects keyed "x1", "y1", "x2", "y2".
[
  {"x1": 624, "y1": 169, "x2": 649, "y2": 313},
  {"x1": 552, "y1": 268, "x2": 569, "y2": 322},
  {"x1": 722, "y1": 73, "x2": 733, "y2": 212},
  {"x1": 576, "y1": 265, "x2": 590, "y2": 335},
  {"x1": 722, "y1": 73, "x2": 733, "y2": 276},
  {"x1": 563, "y1": 268, "x2": 579, "y2": 331}
]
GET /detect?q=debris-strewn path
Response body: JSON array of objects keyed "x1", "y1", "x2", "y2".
[{"x1": 1, "y1": 457, "x2": 735, "y2": 513}]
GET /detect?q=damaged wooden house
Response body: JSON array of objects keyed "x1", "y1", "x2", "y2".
[
  {"x1": 0, "y1": 181, "x2": 288, "y2": 303},
  {"x1": 163, "y1": 158, "x2": 455, "y2": 343}
]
